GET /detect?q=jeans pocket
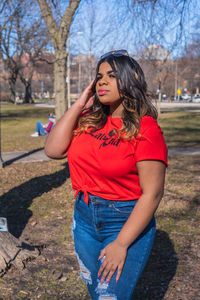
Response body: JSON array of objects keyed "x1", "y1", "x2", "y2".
[{"x1": 111, "y1": 201, "x2": 137, "y2": 215}]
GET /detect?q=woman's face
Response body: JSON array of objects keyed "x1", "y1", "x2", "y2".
[{"x1": 95, "y1": 62, "x2": 122, "y2": 106}]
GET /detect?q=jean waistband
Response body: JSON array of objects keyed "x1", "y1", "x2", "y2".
[{"x1": 77, "y1": 191, "x2": 138, "y2": 204}]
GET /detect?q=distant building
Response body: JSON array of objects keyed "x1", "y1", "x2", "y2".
[{"x1": 142, "y1": 45, "x2": 170, "y2": 61}]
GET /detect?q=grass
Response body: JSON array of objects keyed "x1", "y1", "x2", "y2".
[
  {"x1": 0, "y1": 104, "x2": 200, "y2": 299},
  {"x1": 1, "y1": 104, "x2": 200, "y2": 153},
  {"x1": 1, "y1": 103, "x2": 54, "y2": 152},
  {"x1": 158, "y1": 111, "x2": 200, "y2": 148}
]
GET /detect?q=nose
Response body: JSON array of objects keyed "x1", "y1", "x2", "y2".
[{"x1": 98, "y1": 76, "x2": 108, "y2": 86}]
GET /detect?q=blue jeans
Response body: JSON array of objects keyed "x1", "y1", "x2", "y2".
[
  {"x1": 72, "y1": 192, "x2": 156, "y2": 300},
  {"x1": 36, "y1": 121, "x2": 46, "y2": 135}
]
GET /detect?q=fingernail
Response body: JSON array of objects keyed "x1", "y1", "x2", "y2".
[
  {"x1": 116, "y1": 278, "x2": 118, "y2": 283},
  {"x1": 98, "y1": 273, "x2": 100, "y2": 278},
  {"x1": 106, "y1": 279, "x2": 110, "y2": 283}
]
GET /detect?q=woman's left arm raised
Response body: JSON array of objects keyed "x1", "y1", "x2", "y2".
[{"x1": 98, "y1": 160, "x2": 166, "y2": 283}]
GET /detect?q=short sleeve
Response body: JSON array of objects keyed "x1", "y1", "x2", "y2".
[{"x1": 135, "y1": 116, "x2": 168, "y2": 166}]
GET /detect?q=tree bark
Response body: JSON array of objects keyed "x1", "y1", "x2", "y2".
[
  {"x1": 24, "y1": 81, "x2": 33, "y2": 104},
  {"x1": 37, "y1": 0, "x2": 81, "y2": 119},
  {"x1": 54, "y1": 50, "x2": 67, "y2": 118},
  {"x1": 19, "y1": 74, "x2": 34, "y2": 104},
  {"x1": 0, "y1": 232, "x2": 39, "y2": 277},
  {"x1": 8, "y1": 72, "x2": 17, "y2": 103}
]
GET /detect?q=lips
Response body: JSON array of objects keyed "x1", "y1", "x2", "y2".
[{"x1": 98, "y1": 89, "x2": 109, "y2": 96}]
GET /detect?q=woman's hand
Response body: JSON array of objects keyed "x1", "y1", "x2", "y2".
[
  {"x1": 77, "y1": 80, "x2": 95, "y2": 111},
  {"x1": 98, "y1": 240, "x2": 127, "y2": 283}
]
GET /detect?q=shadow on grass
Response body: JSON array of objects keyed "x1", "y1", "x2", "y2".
[
  {"x1": 0, "y1": 162, "x2": 70, "y2": 238},
  {"x1": 133, "y1": 229, "x2": 178, "y2": 300},
  {"x1": 4, "y1": 147, "x2": 45, "y2": 166}
]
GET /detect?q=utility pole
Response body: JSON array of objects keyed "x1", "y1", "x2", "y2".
[
  {"x1": 78, "y1": 60, "x2": 81, "y2": 95},
  {"x1": 67, "y1": 37, "x2": 71, "y2": 109},
  {"x1": 175, "y1": 61, "x2": 177, "y2": 100},
  {"x1": 67, "y1": 32, "x2": 83, "y2": 108},
  {"x1": 0, "y1": 77, "x2": 5, "y2": 168}
]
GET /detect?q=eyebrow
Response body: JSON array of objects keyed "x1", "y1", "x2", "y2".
[{"x1": 97, "y1": 70, "x2": 114, "y2": 76}]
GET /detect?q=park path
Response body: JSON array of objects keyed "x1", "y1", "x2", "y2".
[{"x1": 1, "y1": 147, "x2": 200, "y2": 166}]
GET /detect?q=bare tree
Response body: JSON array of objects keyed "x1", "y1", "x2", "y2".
[
  {"x1": 17, "y1": 16, "x2": 50, "y2": 103},
  {"x1": 0, "y1": 0, "x2": 49, "y2": 103},
  {"x1": 0, "y1": 0, "x2": 23, "y2": 102},
  {"x1": 71, "y1": 0, "x2": 116, "y2": 83},
  {"x1": 37, "y1": 0, "x2": 81, "y2": 119}
]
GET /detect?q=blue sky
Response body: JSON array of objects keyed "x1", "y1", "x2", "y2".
[
  {"x1": 1, "y1": 0, "x2": 199, "y2": 59},
  {"x1": 66, "y1": 0, "x2": 200, "y2": 59}
]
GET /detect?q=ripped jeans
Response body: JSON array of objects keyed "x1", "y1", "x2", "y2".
[{"x1": 72, "y1": 192, "x2": 156, "y2": 300}]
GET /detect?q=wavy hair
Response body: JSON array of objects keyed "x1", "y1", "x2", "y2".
[{"x1": 76, "y1": 53, "x2": 157, "y2": 139}]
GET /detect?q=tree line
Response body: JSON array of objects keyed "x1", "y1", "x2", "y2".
[{"x1": 0, "y1": 0, "x2": 199, "y2": 119}]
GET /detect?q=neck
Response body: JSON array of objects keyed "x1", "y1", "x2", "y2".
[{"x1": 110, "y1": 100, "x2": 123, "y2": 118}]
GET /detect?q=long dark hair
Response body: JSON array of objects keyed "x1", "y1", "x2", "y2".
[{"x1": 77, "y1": 53, "x2": 157, "y2": 139}]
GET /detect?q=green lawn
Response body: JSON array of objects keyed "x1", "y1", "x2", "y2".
[
  {"x1": 158, "y1": 111, "x2": 200, "y2": 148},
  {"x1": 1, "y1": 103, "x2": 55, "y2": 152},
  {"x1": 1, "y1": 103, "x2": 200, "y2": 152}
]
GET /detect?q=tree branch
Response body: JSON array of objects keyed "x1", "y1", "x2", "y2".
[
  {"x1": 59, "y1": 0, "x2": 80, "y2": 41},
  {"x1": 37, "y1": 0, "x2": 59, "y2": 49}
]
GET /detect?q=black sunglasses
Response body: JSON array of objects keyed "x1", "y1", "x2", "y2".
[
  {"x1": 100, "y1": 49, "x2": 129, "y2": 60},
  {"x1": 100, "y1": 50, "x2": 138, "y2": 80}
]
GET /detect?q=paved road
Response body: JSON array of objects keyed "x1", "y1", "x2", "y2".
[
  {"x1": 1, "y1": 147, "x2": 200, "y2": 167},
  {"x1": 33, "y1": 101, "x2": 200, "y2": 110}
]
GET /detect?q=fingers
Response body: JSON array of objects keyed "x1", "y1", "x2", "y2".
[
  {"x1": 98, "y1": 260, "x2": 124, "y2": 283},
  {"x1": 85, "y1": 79, "x2": 95, "y2": 93},
  {"x1": 104, "y1": 266, "x2": 116, "y2": 283},
  {"x1": 88, "y1": 79, "x2": 95, "y2": 87},
  {"x1": 98, "y1": 260, "x2": 116, "y2": 283},
  {"x1": 98, "y1": 249, "x2": 106, "y2": 260},
  {"x1": 97, "y1": 242, "x2": 127, "y2": 284},
  {"x1": 116, "y1": 263, "x2": 123, "y2": 282}
]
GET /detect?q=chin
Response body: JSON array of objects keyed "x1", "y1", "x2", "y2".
[{"x1": 99, "y1": 99, "x2": 111, "y2": 105}]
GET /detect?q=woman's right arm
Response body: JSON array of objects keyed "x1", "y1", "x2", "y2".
[{"x1": 44, "y1": 80, "x2": 94, "y2": 159}]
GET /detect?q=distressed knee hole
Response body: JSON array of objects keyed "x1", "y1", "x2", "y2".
[
  {"x1": 71, "y1": 215, "x2": 76, "y2": 239},
  {"x1": 71, "y1": 215, "x2": 76, "y2": 231},
  {"x1": 96, "y1": 280, "x2": 109, "y2": 291},
  {"x1": 77, "y1": 255, "x2": 92, "y2": 285},
  {"x1": 96, "y1": 281, "x2": 117, "y2": 299}
]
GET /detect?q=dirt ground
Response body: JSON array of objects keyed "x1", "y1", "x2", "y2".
[{"x1": 0, "y1": 155, "x2": 199, "y2": 300}]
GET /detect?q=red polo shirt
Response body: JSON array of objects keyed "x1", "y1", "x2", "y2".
[{"x1": 67, "y1": 115, "x2": 168, "y2": 204}]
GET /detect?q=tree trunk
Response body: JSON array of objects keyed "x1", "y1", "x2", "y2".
[
  {"x1": 0, "y1": 232, "x2": 39, "y2": 277},
  {"x1": 37, "y1": 0, "x2": 81, "y2": 119},
  {"x1": 54, "y1": 51, "x2": 67, "y2": 120},
  {"x1": 24, "y1": 81, "x2": 33, "y2": 104},
  {"x1": 8, "y1": 73, "x2": 17, "y2": 103}
]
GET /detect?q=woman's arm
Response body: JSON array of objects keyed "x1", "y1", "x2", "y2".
[
  {"x1": 44, "y1": 81, "x2": 94, "y2": 159},
  {"x1": 98, "y1": 160, "x2": 166, "y2": 283}
]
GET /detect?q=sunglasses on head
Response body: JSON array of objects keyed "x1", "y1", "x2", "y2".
[
  {"x1": 100, "y1": 49, "x2": 129, "y2": 60},
  {"x1": 100, "y1": 50, "x2": 138, "y2": 80}
]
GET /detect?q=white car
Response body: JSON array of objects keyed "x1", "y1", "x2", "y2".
[
  {"x1": 182, "y1": 94, "x2": 192, "y2": 102},
  {"x1": 193, "y1": 95, "x2": 200, "y2": 103}
]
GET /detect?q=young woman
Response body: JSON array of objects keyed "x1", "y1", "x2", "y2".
[{"x1": 45, "y1": 50, "x2": 168, "y2": 300}]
